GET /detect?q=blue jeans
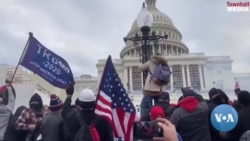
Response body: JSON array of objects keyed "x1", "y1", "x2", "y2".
[{"x1": 140, "y1": 95, "x2": 159, "y2": 121}]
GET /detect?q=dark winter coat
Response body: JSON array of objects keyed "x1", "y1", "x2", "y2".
[
  {"x1": 207, "y1": 101, "x2": 228, "y2": 141},
  {"x1": 40, "y1": 113, "x2": 66, "y2": 141},
  {"x1": 62, "y1": 96, "x2": 114, "y2": 141},
  {"x1": 170, "y1": 96, "x2": 211, "y2": 141}
]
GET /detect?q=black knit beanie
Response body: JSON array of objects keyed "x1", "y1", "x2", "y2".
[{"x1": 29, "y1": 93, "x2": 43, "y2": 109}]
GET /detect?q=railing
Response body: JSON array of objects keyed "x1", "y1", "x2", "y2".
[
  {"x1": 122, "y1": 53, "x2": 205, "y2": 59},
  {"x1": 164, "y1": 53, "x2": 205, "y2": 57}
]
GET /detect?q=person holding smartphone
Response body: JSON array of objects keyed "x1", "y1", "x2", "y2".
[{"x1": 153, "y1": 118, "x2": 182, "y2": 141}]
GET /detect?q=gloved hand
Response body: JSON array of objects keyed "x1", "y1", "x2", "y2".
[{"x1": 66, "y1": 84, "x2": 74, "y2": 96}]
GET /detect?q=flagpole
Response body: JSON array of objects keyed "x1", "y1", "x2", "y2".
[
  {"x1": 94, "y1": 55, "x2": 111, "y2": 105},
  {"x1": 10, "y1": 32, "x2": 33, "y2": 83}
]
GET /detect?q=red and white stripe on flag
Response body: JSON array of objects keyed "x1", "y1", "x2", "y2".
[{"x1": 95, "y1": 56, "x2": 139, "y2": 141}]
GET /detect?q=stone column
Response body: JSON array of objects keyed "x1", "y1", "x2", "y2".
[
  {"x1": 123, "y1": 67, "x2": 128, "y2": 90},
  {"x1": 203, "y1": 65, "x2": 207, "y2": 89},
  {"x1": 171, "y1": 46, "x2": 174, "y2": 55},
  {"x1": 182, "y1": 65, "x2": 186, "y2": 87},
  {"x1": 129, "y1": 66, "x2": 133, "y2": 91},
  {"x1": 186, "y1": 65, "x2": 191, "y2": 87},
  {"x1": 199, "y1": 64, "x2": 204, "y2": 90},
  {"x1": 170, "y1": 65, "x2": 174, "y2": 92}
]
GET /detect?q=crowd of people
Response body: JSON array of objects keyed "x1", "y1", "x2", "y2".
[
  {"x1": 138, "y1": 54, "x2": 250, "y2": 141},
  {"x1": 0, "y1": 54, "x2": 249, "y2": 141},
  {"x1": 0, "y1": 83, "x2": 115, "y2": 141}
]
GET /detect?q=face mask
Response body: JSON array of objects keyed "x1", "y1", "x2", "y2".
[{"x1": 30, "y1": 103, "x2": 42, "y2": 111}]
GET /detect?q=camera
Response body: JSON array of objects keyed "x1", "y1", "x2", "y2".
[{"x1": 133, "y1": 121, "x2": 163, "y2": 141}]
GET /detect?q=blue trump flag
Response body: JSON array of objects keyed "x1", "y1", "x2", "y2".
[{"x1": 19, "y1": 33, "x2": 75, "y2": 89}]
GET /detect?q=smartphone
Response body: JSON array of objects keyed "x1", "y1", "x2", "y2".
[{"x1": 133, "y1": 121, "x2": 163, "y2": 141}]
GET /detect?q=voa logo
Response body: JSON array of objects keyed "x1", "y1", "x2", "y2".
[
  {"x1": 214, "y1": 113, "x2": 235, "y2": 123},
  {"x1": 211, "y1": 104, "x2": 238, "y2": 132}
]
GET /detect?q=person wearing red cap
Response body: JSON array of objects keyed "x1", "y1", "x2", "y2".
[
  {"x1": 149, "y1": 106, "x2": 165, "y2": 120},
  {"x1": 38, "y1": 94, "x2": 66, "y2": 141}
]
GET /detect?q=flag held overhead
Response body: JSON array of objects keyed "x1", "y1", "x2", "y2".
[
  {"x1": 19, "y1": 33, "x2": 75, "y2": 89},
  {"x1": 95, "y1": 55, "x2": 138, "y2": 141}
]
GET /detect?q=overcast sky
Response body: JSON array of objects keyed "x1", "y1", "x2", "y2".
[{"x1": 0, "y1": 0, "x2": 249, "y2": 77}]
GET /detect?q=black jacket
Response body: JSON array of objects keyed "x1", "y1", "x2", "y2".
[
  {"x1": 206, "y1": 93, "x2": 229, "y2": 141},
  {"x1": 207, "y1": 101, "x2": 228, "y2": 141},
  {"x1": 228, "y1": 106, "x2": 250, "y2": 141},
  {"x1": 40, "y1": 113, "x2": 66, "y2": 141},
  {"x1": 170, "y1": 97, "x2": 211, "y2": 141},
  {"x1": 62, "y1": 96, "x2": 114, "y2": 141},
  {"x1": 4, "y1": 106, "x2": 27, "y2": 141},
  {"x1": 232, "y1": 100, "x2": 242, "y2": 112}
]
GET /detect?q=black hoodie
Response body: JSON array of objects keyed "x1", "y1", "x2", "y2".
[
  {"x1": 207, "y1": 88, "x2": 229, "y2": 141},
  {"x1": 62, "y1": 96, "x2": 114, "y2": 141},
  {"x1": 228, "y1": 91, "x2": 250, "y2": 141}
]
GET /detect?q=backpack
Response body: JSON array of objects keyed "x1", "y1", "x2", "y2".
[
  {"x1": 4, "y1": 106, "x2": 28, "y2": 141},
  {"x1": 74, "y1": 114, "x2": 100, "y2": 141},
  {"x1": 149, "y1": 63, "x2": 171, "y2": 86}
]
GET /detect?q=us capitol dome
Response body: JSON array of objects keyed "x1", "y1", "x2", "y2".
[{"x1": 76, "y1": 0, "x2": 236, "y2": 94}]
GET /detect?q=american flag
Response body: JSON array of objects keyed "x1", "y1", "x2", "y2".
[{"x1": 95, "y1": 56, "x2": 138, "y2": 141}]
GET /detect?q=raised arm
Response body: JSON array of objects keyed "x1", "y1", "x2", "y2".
[
  {"x1": 62, "y1": 84, "x2": 74, "y2": 119},
  {"x1": 139, "y1": 60, "x2": 151, "y2": 72},
  {"x1": 6, "y1": 85, "x2": 15, "y2": 112}
]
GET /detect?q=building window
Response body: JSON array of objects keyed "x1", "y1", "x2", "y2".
[
  {"x1": 154, "y1": 46, "x2": 159, "y2": 54},
  {"x1": 167, "y1": 45, "x2": 171, "y2": 55},
  {"x1": 172, "y1": 65, "x2": 183, "y2": 90},
  {"x1": 189, "y1": 65, "x2": 200, "y2": 90},
  {"x1": 132, "y1": 66, "x2": 142, "y2": 91}
]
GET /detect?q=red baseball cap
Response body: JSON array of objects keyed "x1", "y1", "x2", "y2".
[{"x1": 149, "y1": 106, "x2": 165, "y2": 120}]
